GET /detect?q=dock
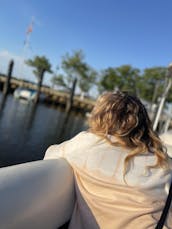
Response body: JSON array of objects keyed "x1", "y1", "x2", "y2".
[{"x1": 0, "y1": 75, "x2": 95, "y2": 112}]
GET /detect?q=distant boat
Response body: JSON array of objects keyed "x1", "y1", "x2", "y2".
[{"x1": 14, "y1": 87, "x2": 37, "y2": 102}]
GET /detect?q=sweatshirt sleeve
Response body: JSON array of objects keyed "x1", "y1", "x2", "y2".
[
  {"x1": 44, "y1": 131, "x2": 87, "y2": 160},
  {"x1": 44, "y1": 141, "x2": 68, "y2": 160}
]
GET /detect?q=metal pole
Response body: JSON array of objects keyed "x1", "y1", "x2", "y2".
[
  {"x1": 151, "y1": 81, "x2": 160, "y2": 110},
  {"x1": 153, "y1": 63, "x2": 172, "y2": 131},
  {"x1": 163, "y1": 117, "x2": 171, "y2": 133}
]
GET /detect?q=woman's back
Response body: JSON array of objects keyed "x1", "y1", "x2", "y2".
[
  {"x1": 45, "y1": 131, "x2": 172, "y2": 229},
  {"x1": 45, "y1": 91, "x2": 172, "y2": 229}
]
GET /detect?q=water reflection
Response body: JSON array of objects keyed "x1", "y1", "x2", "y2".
[
  {"x1": 0, "y1": 94, "x2": 7, "y2": 114},
  {"x1": 0, "y1": 94, "x2": 87, "y2": 167}
]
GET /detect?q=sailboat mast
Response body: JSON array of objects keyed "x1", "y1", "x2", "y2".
[{"x1": 20, "y1": 17, "x2": 34, "y2": 86}]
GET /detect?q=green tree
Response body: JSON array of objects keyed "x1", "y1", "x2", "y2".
[
  {"x1": 98, "y1": 67, "x2": 119, "y2": 93},
  {"x1": 98, "y1": 65, "x2": 140, "y2": 95},
  {"x1": 115, "y1": 65, "x2": 140, "y2": 95},
  {"x1": 139, "y1": 67, "x2": 167, "y2": 102},
  {"x1": 51, "y1": 50, "x2": 96, "y2": 95},
  {"x1": 51, "y1": 73, "x2": 71, "y2": 91},
  {"x1": 26, "y1": 56, "x2": 52, "y2": 102},
  {"x1": 78, "y1": 67, "x2": 97, "y2": 95}
]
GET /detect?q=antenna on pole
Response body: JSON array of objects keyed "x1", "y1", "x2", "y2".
[
  {"x1": 19, "y1": 17, "x2": 34, "y2": 85},
  {"x1": 24, "y1": 16, "x2": 34, "y2": 53}
]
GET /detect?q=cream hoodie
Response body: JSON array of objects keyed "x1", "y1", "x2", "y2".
[{"x1": 44, "y1": 131, "x2": 172, "y2": 229}]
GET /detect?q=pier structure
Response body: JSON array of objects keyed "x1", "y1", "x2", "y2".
[{"x1": 0, "y1": 75, "x2": 95, "y2": 112}]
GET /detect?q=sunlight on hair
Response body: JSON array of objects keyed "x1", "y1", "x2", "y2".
[{"x1": 89, "y1": 91, "x2": 168, "y2": 181}]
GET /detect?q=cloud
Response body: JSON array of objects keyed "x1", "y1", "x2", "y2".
[
  {"x1": 0, "y1": 50, "x2": 53, "y2": 86},
  {"x1": 0, "y1": 50, "x2": 24, "y2": 63},
  {"x1": 0, "y1": 50, "x2": 35, "y2": 82},
  {"x1": 0, "y1": 50, "x2": 51, "y2": 85}
]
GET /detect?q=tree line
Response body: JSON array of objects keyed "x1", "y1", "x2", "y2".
[{"x1": 26, "y1": 50, "x2": 172, "y2": 103}]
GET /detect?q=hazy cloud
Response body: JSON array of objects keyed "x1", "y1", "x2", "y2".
[{"x1": 0, "y1": 50, "x2": 53, "y2": 86}]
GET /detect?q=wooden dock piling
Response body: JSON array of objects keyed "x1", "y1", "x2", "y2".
[
  {"x1": 3, "y1": 60, "x2": 14, "y2": 96},
  {"x1": 65, "y1": 78, "x2": 77, "y2": 113},
  {"x1": 35, "y1": 69, "x2": 45, "y2": 103}
]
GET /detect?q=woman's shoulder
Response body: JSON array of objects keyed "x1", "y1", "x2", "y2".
[
  {"x1": 44, "y1": 131, "x2": 101, "y2": 160},
  {"x1": 70, "y1": 130, "x2": 101, "y2": 143},
  {"x1": 63, "y1": 131, "x2": 102, "y2": 152}
]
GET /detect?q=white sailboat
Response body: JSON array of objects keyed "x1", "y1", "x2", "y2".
[{"x1": 14, "y1": 87, "x2": 37, "y2": 102}]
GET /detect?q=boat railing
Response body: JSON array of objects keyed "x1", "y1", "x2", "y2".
[{"x1": 0, "y1": 159, "x2": 75, "y2": 229}]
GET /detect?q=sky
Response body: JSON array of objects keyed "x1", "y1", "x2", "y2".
[{"x1": 0, "y1": 0, "x2": 172, "y2": 85}]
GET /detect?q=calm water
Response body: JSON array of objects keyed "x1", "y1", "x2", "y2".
[{"x1": 0, "y1": 94, "x2": 87, "y2": 167}]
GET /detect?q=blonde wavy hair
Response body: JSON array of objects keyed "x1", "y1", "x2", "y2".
[{"x1": 89, "y1": 91, "x2": 168, "y2": 177}]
